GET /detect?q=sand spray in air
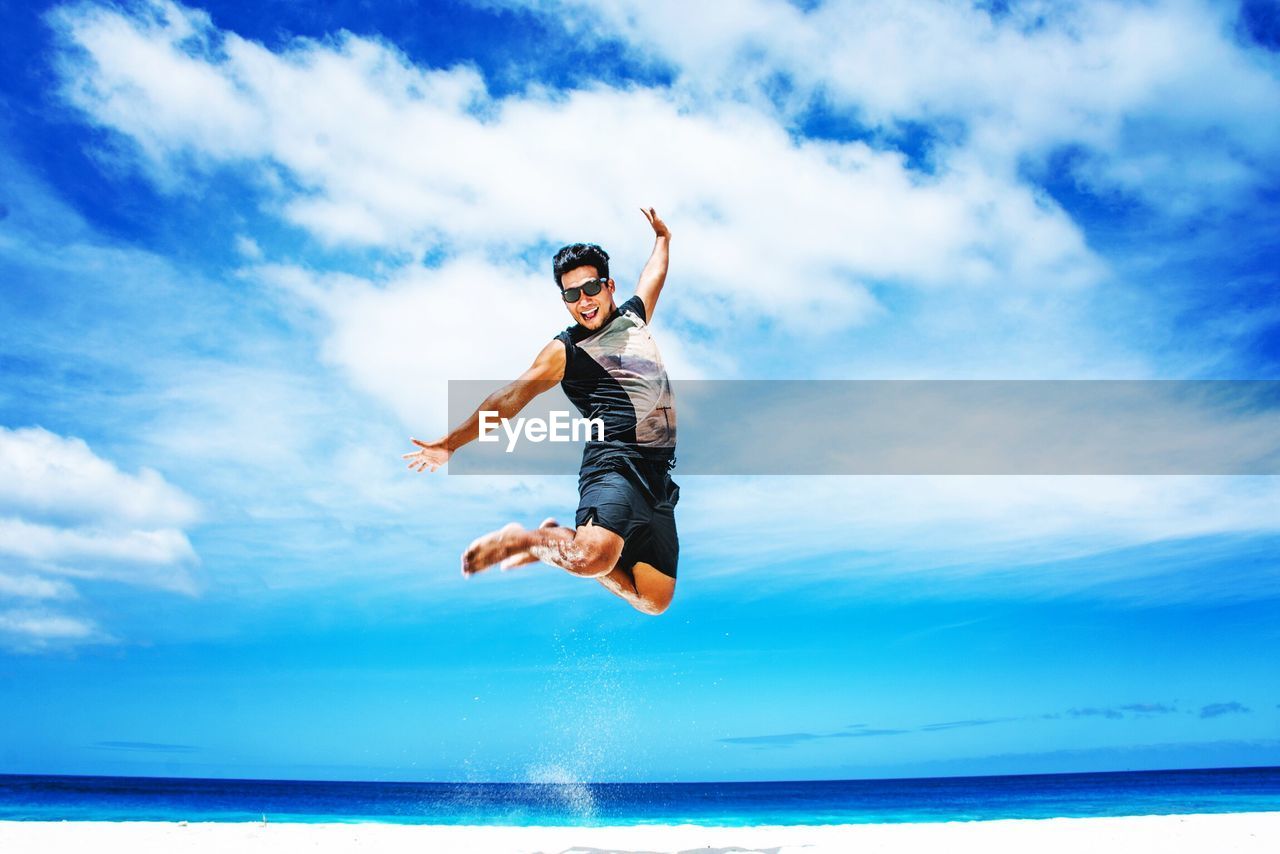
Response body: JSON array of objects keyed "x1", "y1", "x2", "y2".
[{"x1": 523, "y1": 621, "x2": 638, "y2": 822}]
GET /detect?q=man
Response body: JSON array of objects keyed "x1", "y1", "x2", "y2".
[{"x1": 403, "y1": 208, "x2": 679, "y2": 615}]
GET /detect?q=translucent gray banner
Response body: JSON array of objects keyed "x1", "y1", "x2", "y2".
[{"x1": 446, "y1": 380, "x2": 1280, "y2": 475}]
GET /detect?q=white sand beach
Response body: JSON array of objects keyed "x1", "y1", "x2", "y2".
[{"x1": 2, "y1": 812, "x2": 1278, "y2": 853}]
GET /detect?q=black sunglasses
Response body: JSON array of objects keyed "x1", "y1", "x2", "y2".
[{"x1": 561, "y1": 277, "x2": 607, "y2": 303}]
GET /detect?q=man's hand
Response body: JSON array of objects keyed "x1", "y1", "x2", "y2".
[
  {"x1": 636, "y1": 207, "x2": 671, "y2": 320},
  {"x1": 403, "y1": 437, "x2": 451, "y2": 473},
  {"x1": 402, "y1": 342, "x2": 565, "y2": 481},
  {"x1": 641, "y1": 206, "x2": 670, "y2": 239}
]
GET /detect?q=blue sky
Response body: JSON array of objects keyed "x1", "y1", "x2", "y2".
[{"x1": 1, "y1": 0, "x2": 1278, "y2": 783}]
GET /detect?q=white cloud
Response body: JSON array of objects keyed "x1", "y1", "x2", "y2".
[
  {"x1": 0, "y1": 425, "x2": 199, "y2": 526},
  {"x1": 0, "y1": 426, "x2": 202, "y2": 645},
  {"x1": 0, "y1": 573, "x2": 77, "y2": 600},
  {"x1": 504, "y1": 0, "x2": 1280, "y2": 209},
  {"x1": 0, "y1": 607, "x2": 107, "y2": 651},
  {"x1": 0, "y1": 609, "x2": 97, "y2": 639},
  {"x1": 50, "y1": 0, "x2": 1104, "y2": 338},
  {"x1": 0, "y1": 518, "x2": 195, "y2": 567},
  {"x1": 679, "y1": 474, "x2": 1280, "y2": 602},
  {"x1": 234, "y1": 233, "x2": 262, "y2": 259}
]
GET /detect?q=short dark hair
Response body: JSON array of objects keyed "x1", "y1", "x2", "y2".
[{"x1": 552, "y1": 243, "x2": 610, "y2": 289}]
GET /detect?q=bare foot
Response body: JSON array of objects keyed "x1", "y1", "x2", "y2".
[
  {"x1": 461, "y1": 522, "x2": 524, "y2": 576},
  {"x1": 499, "y1": 518, "x2": 560, "y2": 571}
]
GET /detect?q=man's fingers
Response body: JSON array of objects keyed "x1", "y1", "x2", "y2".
[
  {"x1": 641, "y1": 206, "x2": 668, "y2": 235},
  {"x1": 405, "y1": 452, "x2": 445, "y2": 472},
  {"x1": 404, "y1": 438, "x2": 448, "y2": 474}
]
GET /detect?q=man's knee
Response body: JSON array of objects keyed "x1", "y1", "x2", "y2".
[
  {"x1": 633, "y1": 588, "x2": 674, "y2": 615},
  {"x1": 636, "y1": 597, "x2": 671, "y2": 616},
  {"x1": 631, "y1": 562, "x2": 675, "y2": 615},
  {"x1": 571, "y1": 525, "x2": 623, "y2": 577},
  {"x1": 580, "y1": 553, "x2": 617, "y2": 578}
]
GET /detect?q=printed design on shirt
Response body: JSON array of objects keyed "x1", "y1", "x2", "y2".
[{"x1": 562, "y1": 298, "x2": 676, "y2": 449}]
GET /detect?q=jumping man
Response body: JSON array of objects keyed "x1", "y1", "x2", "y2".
[{"x1": 403, "y1": 208, "x2": 679, "y2": 615}]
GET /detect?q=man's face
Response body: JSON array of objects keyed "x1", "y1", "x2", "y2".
[{"x1": 560, "y1": 265, "x2": 616, "y2": 330}]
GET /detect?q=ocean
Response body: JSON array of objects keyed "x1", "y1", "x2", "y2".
[{"x1": 1, "y1": 766, "x2": 1277, "y2": 826}]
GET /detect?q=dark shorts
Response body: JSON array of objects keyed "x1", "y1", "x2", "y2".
[{"x1": 575, "y1": 451, "x2": 680, "y2": 580}]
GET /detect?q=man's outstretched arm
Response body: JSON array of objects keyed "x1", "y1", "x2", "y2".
[
  {"x1": 403, "y1": 340, "x2": 566, "y2": 472},
  {"x1": 634, "y1": 207, "x2": 671, "y2": 321}
]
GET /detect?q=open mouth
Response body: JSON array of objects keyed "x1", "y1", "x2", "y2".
[{"x1": 580, "y1": 305, "x2": 599, "y2": 322}]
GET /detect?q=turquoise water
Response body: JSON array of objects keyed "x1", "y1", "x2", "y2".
[{"x1": 1, "y1": 766, "x2": 1278, "y2": 826}]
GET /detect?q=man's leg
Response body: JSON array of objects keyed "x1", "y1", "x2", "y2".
[
  {"x1": 595, "y1": 561, "x2": 675, "y2": 615},
  {"x1": 496, "y1": 518, "x2": 561, "y2": 570},
  {"x1": 462, "y1": 521, "x2": 674, "y2": 614},
  {"x1": 462, "y1": 518, "x2": 621, "y2": 579}
]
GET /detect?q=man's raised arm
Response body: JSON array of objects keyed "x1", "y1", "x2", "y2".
[
  {"x1": 403, "y1": 340, "x2": 566, "y2": 473},
  {"x1": 635, "y1": 207, "x2": 671, "y2": 321}
]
